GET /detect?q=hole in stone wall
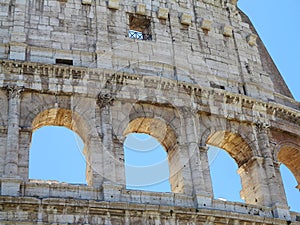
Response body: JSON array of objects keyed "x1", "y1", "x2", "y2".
[
  {"x1": 124, "y1": 133, "x2": 171, "y2": 192},
  {"x1": 55, "y1": 58, "x2": 73, "y2": 65},
  {"x1": 280, "y1": 164, "x2": 300, "y2": 212},
  {"x1": 242, "y1": 85, "x2": 247, "y2": 95},
  {"x1": 208, "y1": 146, "x2": 243, "y2": 202},
  {"x1": 29, "y1": 126, "x2": 86, "y2": 184},
  {"x1": 210, "y1": 81, "x2": 225, "y2": 90},
  {"x1": 128, "y1": 14, "x2": 152, "y2": 41}
]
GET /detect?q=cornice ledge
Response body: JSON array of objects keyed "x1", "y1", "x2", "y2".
[{"x1": 0, "y1": 60, "x2": 299, "y2": 125}]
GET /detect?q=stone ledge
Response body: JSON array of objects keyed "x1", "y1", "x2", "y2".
[
  {"x1": 0, "y1": 60, "x2": 299, "y2": 128},
  {"x1": 0, "y1": 180, "x2": 297, "y2": 221},
  {"x1": 0, "y1": 195, "x2": 299, "y2": 224}
]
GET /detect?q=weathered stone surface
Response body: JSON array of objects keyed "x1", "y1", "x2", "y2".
[{"x1": 0, "y1": 0, "x2": 299, "y2": 224}]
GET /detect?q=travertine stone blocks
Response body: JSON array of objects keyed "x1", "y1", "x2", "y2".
[
  {"x1": 0, "y1": 178, "x2": 22, "y2": 196},
  {"x1": 157, "y1": 7, "x2": 169, "y2": 20},
  {"x1": 223, "y1": 25, "x2": 233, "y2": 37},
  {"x1": 108, "y1": 0, "x2": 119, "y2": 10},
  {"x1": 180, "y1": 13, "x2": 192, "y2": 25},
  {"x1": 136, "y1": 3, "x2": 146, "y2": 15},
  {"x1": 201, "y1": 19, "x2": 212, "y2": 31},
  {"x1": 9, "y1": 42, "x2": 27, "y2": 60},
  {"x1": 247, "y1": 34, "x2": 258, "y2": 46},
  {"x1": 231, "y1": 0, "x2": 238, "y2": 6},
  {"x1": 82, "y1": 0, "x2": 92, "y2": 5},
  {"x1": 0, "y1": 0, "x2": 299, "y2": 224}
]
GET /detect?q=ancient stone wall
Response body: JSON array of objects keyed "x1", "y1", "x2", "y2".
[
  {"x1": 1, "y1": 0, "x2": 280, "y2": 101},
  {"x1": 0, "y1": 0, "x2": 300, "y2": 224}
]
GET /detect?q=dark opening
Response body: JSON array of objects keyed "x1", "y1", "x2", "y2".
[
  {"x1": 242, "y1": 85, "x2": 247, "y2": 95},
  {"x1": 128, "y1": 14, "x2": 152, "y2": 41},
  {"x1": 210, "y1": 81, "x2": 225, "y2": 90},
  {"x1": 55, "y1": 58, "x2": 73, "y2": 65}
]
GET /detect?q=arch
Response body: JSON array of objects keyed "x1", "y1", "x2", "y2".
[
  {"x1": 28, "y1": 107, "x2": 91, "y2": 184},
  {"x1": 112, "y1": 101, "x2": 181, "y2": 144},
  {"x1": 208, "y1": 146, "x2": 243, "y2": 202},
  {"x1": 32, "y1": 108, "x2": 89, "y2": 143},
  {"x1": 123, "y1": 133, "x2": 171, "y2": 192},
  {"x1": 29, "y1": 125, "x2": 86, "y2": 184},
  {"x1": 124, "y1": 117, "x2": 177, "y2": 153},
  {"x1": 206, "y1": 130, "x2": 253, "y2": 167},
  {"x1": 199, "y1": 114, "x2": 258, "y2": 162},
  {"x1": 20, "y1": 93, "x2": 95, "y2": 142},
  {"x1": 128, "y1": 102, "x2": 181, "y2": 136},
  {"x1": 280, "y1": 164, "x2": 300, "y2": 211},
  {"x1": 277, "y1": 142, "x2": 300, "y2": 189},
  {"x1": 123, "y1": 117, "x2": 183, "y2": 193}
]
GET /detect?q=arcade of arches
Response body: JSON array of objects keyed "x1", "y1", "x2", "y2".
[{"x1": 1, "y1": 89, "x2": 299, "y2": 219}]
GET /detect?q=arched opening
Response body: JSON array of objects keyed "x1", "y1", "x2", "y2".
[
  {"x1": 208, "y1": 146, "x2": 243, "y2": 202},
  {"x1": 29, "y1": 126, "x2": 86, "y2": 184},
  {"x1": 29, "y1": 108, "x2": 88, "y2": 184},
  {"x1": 278, "y1": 145, "x2": 300, "y2": 189},
  {"x1": 278, "y1": 145, "x2": 300, "y2": 212},
  {"x1": 123, "y1": 117, "x2": 181, "y2": 193},
  {"x1": 124, "y1": 133, "x2": 171, "y2": 192},
  {"x1": 280, "y1": 164, "x2": 300, "y2": 212},
  {"x1": 206, "y1": 130, "x2": 253, "y2": 203},
  {"x1": 206, "y1": 131, "x2": 253, "y2": 167}
]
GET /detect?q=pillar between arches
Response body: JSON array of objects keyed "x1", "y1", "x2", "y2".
[
  {"x1": 96, "y1": 92, "x2": 125, "y2": 188},
  {"x1": 238, "y1": 156, "x2": 272, "y2": 206},
  {"x1": 255, "y1": 123, "x2": 290, "y2": 219},
  {"x1": 168, "y1": 143, "x2": 194, "y2": 195},
  {"x1": 4, "y1": 86, "x2": 23, "y2": 178},
  {"x1": 192, "y1": 145, "x2": 213, "y2": 208}
]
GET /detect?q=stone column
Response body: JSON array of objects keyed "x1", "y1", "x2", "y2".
[
  {"x1": 169, "y1": 143, "x2": 194, "y2": 195},
  {"x1": 199, "y1": 146, "x2": 214, "y2": 196},
  {"x1": 191, "y1": 145, "x2": 214, "y2": 207},
  {"x1": 97, "y1": 92, "x2": 125, "y2": 186},
  {"x1": 176, "y1": 110, "x2": 213, "y2": 205},
  {"x1": 256, "y1": 123, "x2": 288, "y2": 205},
  {"x1": 85, "y1": 135, "x2": 103, "y2": 187},
  {"x1": 238, "y1": 156, "x2": 272, "y2": 205},
  {"x1": 242, "y1": 122, "x2": 290, "y2": 219},
  {"x1": 4, "y1": 86, "x2": 23, "y2": 177},
  {"x1": 1, "y1": 86, "x2": 23, "y2": 196}
]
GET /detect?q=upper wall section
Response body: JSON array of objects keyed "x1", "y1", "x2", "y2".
[
  {"x1": 238, "y1": 9, "x2": 294, "y2": 100},
  {"x1": 0, "y1": 0, "x2": 293, "y2": 103}
]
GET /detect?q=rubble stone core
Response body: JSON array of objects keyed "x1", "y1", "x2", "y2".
[{"x1": 0, "y1": 0, "x2": 299, "y2": 224}]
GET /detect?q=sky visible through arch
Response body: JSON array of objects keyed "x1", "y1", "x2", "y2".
[{"x1": 29, "y1": 0, "x2": 300, "y2": 212}]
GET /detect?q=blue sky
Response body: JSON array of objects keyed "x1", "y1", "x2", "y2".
[{"x1": 29, "y1": 0, "x2": 300, "y2": 212}]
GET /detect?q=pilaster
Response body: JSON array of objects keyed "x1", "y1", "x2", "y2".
[
  {"x1": 238, "y1": 122, "x2": 291, "y2": 219},
  {"x1": 194, "y1": 145, "x2": 213, "y2": 207},
  {"x1": 4, "y1": 86, "x2": 23, "y2": 177},
  {"x1": 96, "y1": 92, "x2": 125, "y2": 186}
]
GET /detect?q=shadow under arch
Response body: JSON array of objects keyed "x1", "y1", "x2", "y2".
[
  {"x1": 124, "y1": 117, "x2": 177, "y2": 153},
  {"x1": 206, "y1": 130, "x2": 254, "y2": 167},
  {"x1": 277, "y1": 142, "x2": 300, "y2": 189},
  {"x1": 32, "y1": 108, "x2": 89, "y2": 143},
  {"x1": 123, "y1": 117, "x2": 184, "y2": 193}
]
